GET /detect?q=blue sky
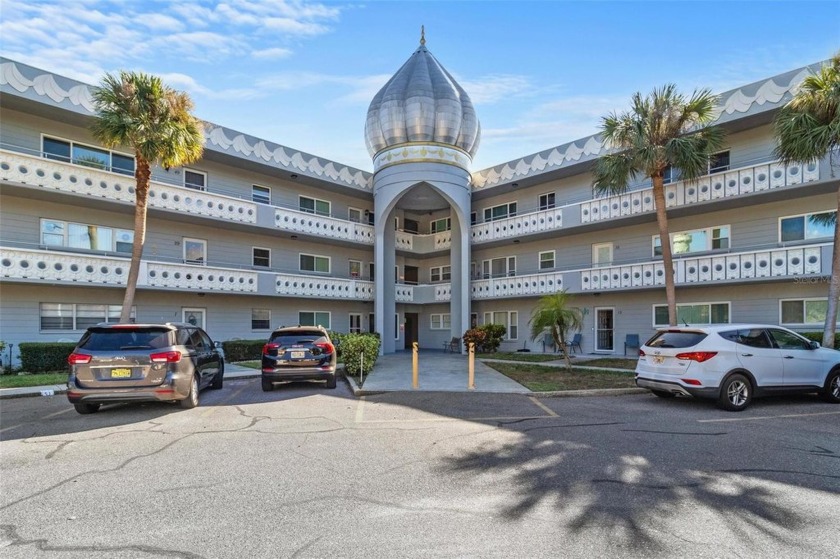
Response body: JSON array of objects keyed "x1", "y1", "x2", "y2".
[{"x1": 1, "y1": 0, "x2": 838, "y2": 171}]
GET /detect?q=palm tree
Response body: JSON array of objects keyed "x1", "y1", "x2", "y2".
[
  {"x1": 593, "y1": 85, "x2": 724, "y2": 326},
  {"x1": 774, "y1": 54, "x2": 840, "y2": 348},
  {"x1": 529, "y1": 290, "x2": 583, "y2": 370},
  {"x1": 91, "y1": 72, "x2": 205, "y2": 322}
]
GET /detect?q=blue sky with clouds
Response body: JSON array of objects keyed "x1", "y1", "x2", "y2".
[{"x1": 1, "y1": 0, "x2": 838, "y2": 171}]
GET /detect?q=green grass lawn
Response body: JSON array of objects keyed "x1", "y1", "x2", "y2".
[
  {"x1": 576, "y1": 358, "x2": 638, "y2": 370},
  {"x1": 0, "y1": 372, "x2": 67, "y2": 389},
  {"x1": 235, "y1": 361, "x2": 261, "y2": 369},
  {"x1": 486, "y1": 362, "x2": 637, "y2": 392},
  {"x1": 477, "y1": 352, "x2": 566, "y2": 363}
]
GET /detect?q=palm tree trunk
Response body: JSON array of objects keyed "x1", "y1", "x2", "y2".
[
  {"x1": 120, "y1": 157, "x2": 151, "y2": 323},
  {"x1": 652, "y1": 176, "x2": 677, "y2": 326},
  {"x1": 822, "y1": 184, "x2": 840, "y2": 348},
  {"x1": 556, "y1": 328, "x2": 571, "y2": 371}
]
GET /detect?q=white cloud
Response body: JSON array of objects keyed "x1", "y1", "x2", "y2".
[
  {"x1": 252, "y1": 47, "x2": 294, "y2": 60},
  {"x1": 458, "y1": 74, "x2": 532, "y2": 104}
]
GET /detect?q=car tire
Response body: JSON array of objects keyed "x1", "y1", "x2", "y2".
[
  {"x1": 717, "y1": 373, "x2": 752, "y2": 411},
  {"x1": 261, "y1": 378, "x2": 273, "y2": 392},
  {"x1": 74, "y1": 403, "x2": 101, "y2": 415},
  {"x1": 179, "y1": 375, "x2": 199, "y2": 409},
  {"x1": 651, "y1": 389, "x2": 676, "y2": 399},
  {"x1": 325, "y1": 374, "x2": 337, "y2": 389},
  {"x1": 210, "y1": 364, "x2": 224, "y2": 390},
  {"x1": 819, "y1": 368, "x2": 840, "y2": 403}
]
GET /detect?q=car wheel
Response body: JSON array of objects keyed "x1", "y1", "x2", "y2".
[
  {"x1": 261, "y1": 378, "x2": 273, "y2": 392},
  {"x1": 73, "y1": 403, "x2": 100, "y2": 415},
  {"x1": 179, "y1": 375, "x2": 199, "y2": 409},
  {"x1": 210, "y1": 363, "x2": 224, "y2": 390},
  {"x1": 325, "y1": 374, "x2": 337, "y2": 389},
  {"x1": 717, "y1": 374, "x2": 751, "y2": 411},
  {"x1": 819, "y1": 369, "x2": 840, "y2": 403},
  {"x1": 651, "y1": 389, "x2": 676, "y2": 399}
]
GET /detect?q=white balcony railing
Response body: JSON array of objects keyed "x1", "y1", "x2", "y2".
[
  {"x1": 1, "y1": 149, "x2": 258, "y2": 224},
  {"x1": 274, "y1": 208, "x2": 374, "y2": 244},
  {"x1": 580, "y1": 159, "x2": 820, "y2": 224},
  {"x1": 471, "y1": 207, "x2": 563, "y2": 244},
  {"x1": 471, "y1": 272, "x2": 564, "y2": 299},
  {"x1": 581, "y1": 244, "x2": 825, "y2": 291},
  {"x1": 0, "y1": 247, "x2": 258, "y2": 292},
  {"x1": 275, "y1": 273, "x2": 374, "y2": 300}
]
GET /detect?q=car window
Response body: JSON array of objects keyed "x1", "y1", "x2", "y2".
[
  {"x1": 269, "y1": 330, "x2": 326, "y2": 346},
  {"x1": 79, "y1": 328, "x2": 172, "y2": 350},
  {"x1": 197, "y1": 329, "x2": 213, "y2": 349},
  {"x1": 720, "y1": 329, "x2": 773, "y2": 349},
  {"x1": 177, "y1": 328, "x2": 194, "y2": 348},
  {"x1": 645, "y1": 331, "x2": 707, "y2": 348},
  {"x1": 768, "y1": 329, "x2": 811, "y2": 350},
  {"x1": 189, "y1": 329, "x2": 206, "y2": 350}
]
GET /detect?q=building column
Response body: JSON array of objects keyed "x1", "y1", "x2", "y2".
[
  {"x1": 449, "y1": 208, "x2": 470, "y2": 354},
  {"x1": 374, "y1": 208, "x2": 396, "y2": 355}
]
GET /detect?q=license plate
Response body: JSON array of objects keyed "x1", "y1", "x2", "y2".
[
  {"x1": 111, "y1": 368, "x2": 132, "y2": 378},
  {"x1": 290, "y1": 351, "x2": 305, "y2": 359},
  {"x1": 652, "y1": 356, "x2": 665, "y2": 364}
]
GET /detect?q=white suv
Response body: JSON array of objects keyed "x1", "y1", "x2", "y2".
[{"x1": 635, "y1": 324, "x2": 840, "y2": 411}]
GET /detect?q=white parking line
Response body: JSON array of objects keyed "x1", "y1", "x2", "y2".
[
  {"x1": 355, "y1": 396, "x2": 366, "y2": 423},
  {"x1": 529, "y1": 397, "x2": 558, "y2": 417},
  {"x1": 698, "y1": 411, "x2": 840, "y2": 423}
]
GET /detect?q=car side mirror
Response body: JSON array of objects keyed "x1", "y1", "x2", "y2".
[
  {"x1": 214, "y1": 341, "x2": 223, "y2": 349},
  {"x1": 809, "y1": 340, "x2": 820, "y2": 350}
]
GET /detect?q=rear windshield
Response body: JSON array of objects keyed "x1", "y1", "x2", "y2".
[
  {"x1": 269, "y1": 331, "x2": 326, "y2": 346},
  {"x1": 78, "y1": 328, "x2": 173, "y2": 351},
  {"x1": 645, "y1": 331, "x2": 707, "y2": 349}
]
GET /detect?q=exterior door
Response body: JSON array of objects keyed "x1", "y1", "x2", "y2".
[
  {"x1": 183, "y1": 308, "x2": 205, "y2": 329},
  {"x1": 595, "y1": 308, "x2": 614, "y2": 352},
  {"x1": 349, "y1": 313, "x2": 362, "y2": 334},
  {"x1": 767, "y1": 328, "x2": 823, "y2": 386},
  {"x1": 404, "y1": 313, "x2": 418, "y2": 349}
]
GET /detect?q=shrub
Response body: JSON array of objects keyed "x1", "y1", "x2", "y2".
[
  {"x1": 328, "y1": 331, "x2": 347, "y2": 357},
  {"x1": 341, "y1": 333, "x2": 380, "y2": 377},
  {"x1": 800, "y1": 331, "x2": 838, "y2": 349},
  {"x1": 221, "y1": 339, "x2": 266, "y2": 362},
  {"x1": 462, "y1": 324, "x2": 507, "y2": 352},
  {"x1": 462, "y1": 328, "x2": 487, "y2": 352},
  {"x1": 19, "y1": 342, "x2": 76, "y2": 373}
]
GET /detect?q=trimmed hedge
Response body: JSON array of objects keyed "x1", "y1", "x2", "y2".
[
  {"x1": 341, "y1": 333, "x2": 380, "y2": 377},
  {"x1": 221, "y1": 339, "x2": 266, "y2": 362},
  {"x1": 19, "y1": 342, "x2": 76, "y2": 373},
  {"x1": 800, "y1": 331, "x2": 838, "y2": 349}
]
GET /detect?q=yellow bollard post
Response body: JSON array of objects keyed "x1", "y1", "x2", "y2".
[
  {"x1": 412, "y1": 341, "x2": 419, "y2": 389},
  {"x1": 468, "y1": 342, "x2": 475, "y2": 390}
]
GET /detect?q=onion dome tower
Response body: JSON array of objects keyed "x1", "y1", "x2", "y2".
[{"x1": 366, "y1": 28, "x2": 479, "y2": 354}]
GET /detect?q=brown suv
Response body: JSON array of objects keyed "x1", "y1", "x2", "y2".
[{"x1": 67, "y1": 323, "x2": 224, "y2": 414}]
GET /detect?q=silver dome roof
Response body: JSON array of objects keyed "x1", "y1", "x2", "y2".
[{"x1": 365, "y1": 40, "x2": 480, "y2": 159}]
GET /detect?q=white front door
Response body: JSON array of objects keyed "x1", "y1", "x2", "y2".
[
  {"x1": 595, "y1": 308, "x2": 614, "y2": 352},
  {"x1": 183, "y1": 308, "x2": 206, "y2": 329}
]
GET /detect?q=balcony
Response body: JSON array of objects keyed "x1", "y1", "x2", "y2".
[
  {"x1": 471, "y1": 207, "x2": 563, "y2": 244},
  {"x1": 275, "y1": 273, "x2": 374, "y2": 300},
  {"x1": 274, "y1": 208, "x2": 374, "y2": 244},
  {"x1": 395, "y1": 230, "x2": 452, "y2": 253},
  {"x1": 1, "y1": 149, "x2": 258, "y2": 224},
  {"x1": 580, "y1": 243, "x2": 826, "y2": 291},
  {"x1": 580, "y1": 159, "x2": 820, "y2": 224},
  {"x1": 0, "y1": 247, "x2": 258, "y2": 292},
  {"x1": 472, "y1": 271, "x2": 565, "y2": 300}
]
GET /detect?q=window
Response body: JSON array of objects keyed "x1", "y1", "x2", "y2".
[
  {"x1": 404, "y1": 219, "x2": 420, "y2": 234},
  {"x1": 251, "y1": 309, "x2": 271, "y2": 330},
  {"x1": 252, "y1": 247, "x2": 270, "y2": 268},
  {"x1": 349, "y1": 260, "x2": 362, "y2": 278},
  {"x1": 653, "y1": 302, "x2": 730, "y2": 327},
  {"x1": 780, "y1": 211, "x2": 836, "y2": 242},
  {"x1": 299, "y1": 253, "x2": 330, "y2": 273},
  {"x1": 539, "y1": 193, "x2": 555, "y2": 211},
  {"x1": 662, "y1": 165, "x2": 681, "y2": 185},
  {"x1": 349, "y1": 313, "x2": 362, "y2": 334},
  {"x1": 781, "y1": 298, "x2": 834, "y2": 326},
  {"x1": 183, "y1": 238, "x2": 206, "y2": 265},
  {"x1": 184, "y1": 169, "x2": 206, "y2": 191},
  {"x1": 430, "y1": 313, "x2": 451, "y2": 330},
  {"x1": 348, "y1": 208, "x2": 363, "y2": 223},
  {"x1": 252, "y1": 185, "x2": 271, "y2": 205},
  {"x1": 484, "y1": 202, "x2": 517, "y2": 222},
  {"x1": 40, "y1": 219, "x2": 133, "y2": 254},
  {"x1": 592, "y1": 243, "x2": 613, "y2": 267},
  {"x1": 654, "y1": 226, "x2": 730, "y2": 257},
  {"x1": 395, "y1": 313, "x2": 400, "y2": 340},
  {"x1": 299, "y1": 311, "x2": 330, "y2": 329},
  {"x1": 369, "y1": 312, "x2": 375, "y2": 334},
  {"x1": 42, "y1": 136, "x2": 134, "y2": 176},
  {"x1": 299, "y1": 196, "x2": 330, "y2": 216},
  {"x1": 483, "y1": 311, "x2": 518, "y2": 340},
  {"x1": 40, "y1": 303, "x2": 134, "y2": 331},
  {"x1": 470, "y1": 212, "x2": 477, "y2": 225},
  {"x1": 709, "y1": 150, "x2": 730, "y2": 174},
  {"x1": 430, "y1": 217, "x2": 451, "y2": 233},
  {"x1": 768, "y1": 328, "x2": 811, "y2": 350},
  {"x1": 539, "y1": 251, "x2": 555, "y2": 270},
  {"x1": 430, "y1": 265, "x2": 451, "y2": 282},
  {"x1": 482, "y1": 256, "x2": 516, "y2": 278}
]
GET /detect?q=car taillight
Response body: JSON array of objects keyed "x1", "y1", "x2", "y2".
[
  {"x1": 150, "y1": 351, "x2": 182, "y2": 363},
  {"x1": 638, "y1": 349, "x2": 646, "y2": 357},
  {"x1": 262, "y1": 343, "x2": 280, "y2": 355},
  {"x1": 315, "y1": 342, "x2": 334, "y2": 355},
  {"x1": 676, "y1": 351, "x2": 717, "y2": 363},
  {"x1": 68, "y1": 353, "x2": 91, "y2": 365}
]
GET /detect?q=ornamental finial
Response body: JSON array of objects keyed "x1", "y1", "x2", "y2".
[{"x1": 420, "y1": 25, "x2": 425, "y2": 46}]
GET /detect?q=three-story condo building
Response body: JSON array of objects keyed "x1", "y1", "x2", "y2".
[{"x1": 0, "y1": 42, "x2": 835, "y2": 363}]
